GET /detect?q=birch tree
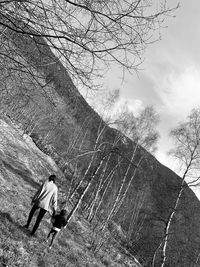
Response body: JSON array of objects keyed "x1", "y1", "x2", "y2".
[
  {"x1": 159, "y1": 108, "x2": 200, "y2": 267},
  {"x1": 68, "y1": 119, "x2": 106, "y2": 200},
  {"x1": 112, "y1": 105, "x2": 160, "y2": 153},
  {"x1": 86, "y1": 95, "x2": 160, "y2": 240},
  {"x1": 90, "y1": 90, "x2": 160, "y2": 153},
  {"x1": 89, "y1": 156, "x2": 123, "y2": 224},
  {"x1": 100, "y1": 147, "x2": 136, "y2": 230}
]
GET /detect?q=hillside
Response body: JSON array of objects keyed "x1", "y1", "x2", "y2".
[
  {"x1": 0, "y1": 21, "x2": 200, "y2": 266},
  {"x1": 0, "y1": 116, "x2": 141, "y2": 267}
]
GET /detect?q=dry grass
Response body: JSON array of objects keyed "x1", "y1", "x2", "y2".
[{"x1": 0, "y1": 117, "x2": 141, "y2": 267}]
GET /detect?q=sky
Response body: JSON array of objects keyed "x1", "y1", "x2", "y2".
[{"x1": 102, "y1": 1, "x2": 200, "y2": 177}]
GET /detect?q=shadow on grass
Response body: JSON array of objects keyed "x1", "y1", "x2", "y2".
[
  {"x1": 2, "y1": 160, "x2": 39, "y2": 189},
  {"x1": 0, "y1": 211, "x2": 31, "y2": 240},
  {"x1": 58, "y1": 238, "x2": 71, "y2": 249},
  {"x1": 37, "y1": 257, "x2": 46, "y2": 267}
]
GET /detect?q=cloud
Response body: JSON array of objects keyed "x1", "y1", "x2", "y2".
[
  {"x1": 155, "y1": 150, "x2": 178, "y2": 170},
  {"x1": 111, "y1": 97, "x2": 144, "y2": 116},
  {"x1": 159, "y1": 66, "x2": 200, "y2": 116},
  {"x1": 151, "y1": 65, "x2": 200, "y2": 167}
]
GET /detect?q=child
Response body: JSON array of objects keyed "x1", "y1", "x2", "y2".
[{"x1": 46, "y1": 209, "x2": 67, "y2": 249}]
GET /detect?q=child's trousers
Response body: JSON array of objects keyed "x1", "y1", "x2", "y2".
[{"x1": 47, "y1": 229, "x2": 59, "y2": 247}]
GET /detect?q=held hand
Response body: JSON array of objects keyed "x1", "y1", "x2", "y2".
[{"x1": 64, "y1": 221, "x2": 68, "y2": 229}]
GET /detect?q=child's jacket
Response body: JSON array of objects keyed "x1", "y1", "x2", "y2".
[{"x1": 52, "y1": 214, "x2": 67, "y2": 229}]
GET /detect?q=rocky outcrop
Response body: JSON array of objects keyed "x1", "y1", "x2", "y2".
[{"x1": 0, "y1": 24, "x2": 200, "y2": 266}]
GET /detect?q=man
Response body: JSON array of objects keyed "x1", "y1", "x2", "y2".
[{"x1": 25, "y1": 174, "x2": 58, "y2": 236}]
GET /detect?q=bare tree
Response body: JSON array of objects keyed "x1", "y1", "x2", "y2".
[
  {"x1": 89, "y1": 89, "x2": 120, "y2": 120},
  {"x1": 84, "y1": 93, "x2": 160, "y2": 249},
  {"x1": 0, "y1": 0, "x2": 178, "y2": 90},
  {"x1": 88, "y1": 156, "x2": 123, "y2": 223},
  {"x1": 112, "y1": 105, "x2": 160, "y2": 153},
  {"x1": 89, "y1": 89, "x2": 160, "y2": 152},
  {"x1": 169, "y1": 108, "x2": 200, "y2": 186},
  {"x1": 68, "y1": 119, "x2": 106, "y2": 200},
  {"x1": 159, "y1": 108, "x2": 200, "y2": 267}
]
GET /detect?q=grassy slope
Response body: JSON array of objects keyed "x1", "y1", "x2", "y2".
[{"x1": 0, "y1": 117, "x2": 141, "y2": 267}]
